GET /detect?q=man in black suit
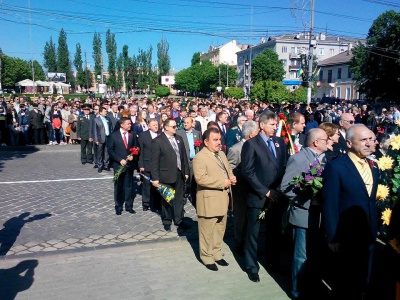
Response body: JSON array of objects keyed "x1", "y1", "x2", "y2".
[
  {"x1": 151, "y1": 119, "x2": 190, "y2": 231},
  {"x1": 107, "y1": 117, "x2": 139, "y2": 215},
  {"x1": 138, "y1": 118, "x2": 161, "y2": 211},
  {"x1": 93, "y1": 107, "x2": 111, "y2": 173},
  {"x1": 290, "y1": 112, "x2": 306, "y2": 152},
  {"x1": 241, "y1": 111, "x2": 287, "y2": 282},
  {"x1": 332, "y1": 112, "x2": 355, "y2": 157},
  {"x1": 176, "y1": 117, "x2": 202, "y2": 207},
  {"x1": 28, "y1": 103, "x2": 45, "y2": 145},
  {"x1": 76, "y1": 104, "x2": 94, "y2": 165},
  {"x1": 107, "y1": 103, "x2": 121, "y2": 132}
]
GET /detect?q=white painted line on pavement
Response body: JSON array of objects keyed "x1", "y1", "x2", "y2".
[{"x1": 0, "y1": 177, "x2": 113, "y2": 185}]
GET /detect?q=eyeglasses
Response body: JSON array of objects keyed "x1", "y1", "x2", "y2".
[
  {"x1": 342, "y1": 120, "x2": 355, "y2": 124},
  {"x1": 317, "y1": 138, "x2": 329, "y2": 143}
]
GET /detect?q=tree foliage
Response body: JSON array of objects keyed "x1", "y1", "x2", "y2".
[
  {"x1": 136, "y1": 46, "x2": 155, "y2": 90},
  {"x1": 57, "y1": 29, "x2": 72, "y2": 83},
  {"x1": 191, "y1": 52, "x2": 201, "y2": 66},
  {"x1": 106, "y1": 29, "x2": 117, "y2": 89},
  {"x1": 31, "y1": 60, "x2": 46, "y2": 81},
  {"x1": 350, "y1": 10, "x2": 400, "y2": 101},
  {"x1": 224, "y1": 87, "x2": 244, "y2": 99},
  {"x1": 157, "y1": 37, "x2": 170, "y2": 78},
  {"x1": 251, "y1": 80, "x2": 292, "y2": 104},
  {"x1": 251, "y1": 48, "x2": 285, "y2": 83},
  {"x1": 2, "y1": 55, "x2": 33, "y2": 87},
  {"x1": 155, "y1": 85, "x2": 171, "y2": 97},
  {"x1": 43, "y1": 37, "x2": 57, "y2": 72},
  {"x1": 74, "y1": 43, "x2": 86, "y2": 88},
  {"x1": 92, "y1": 32, "x2": 102, "y2": 79}
]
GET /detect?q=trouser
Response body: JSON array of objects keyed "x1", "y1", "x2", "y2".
[
  {"x1": 20, "y1": 125, "x2": 29, "y2": 145},
  {"x1": 80, "y1": 140, "x2": 93, "y2": 163},
  {"x1": 114, "y1": 167, "x2": 135, "y2": 210},
  {"x1": 198, "y1": 214, "x2": 227, "y2": 265},
  {"x1": 161, "y1": 170, "x2": 184, "y2": 226},
  {"x1": 96, "y1": 141, "x2": 109, "y2": 170},
  {"x1": 233, "y1": 186, "x2": 247, "y2": 249},
  {"x1": 33, "y1": 128, "x2": 45, "y2": 145},
  {"x1": 141, "y1": 171, "x2": 161, "y2": 209},
  {"x1": 93, "y1": 143, "x2": 99, "y2": 166}
]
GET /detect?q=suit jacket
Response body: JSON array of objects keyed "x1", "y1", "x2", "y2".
[
  {"x1": 176, "y1": 129, "x2": 201, "y2": 162},
  {"x1": 107, "y1": 112, "x2": 121, "y2": 131},
  {"x1": 107, "y1": 130, "x2": 139, "y2": 171},
  {"x1": 194, "y1": 120, "x2": 202, "y2": 133},
  {"x1": 322, "y1": 154, "x2": 379, "y2": 246},
  {"x1": 193, "y1": 148, "x2": 234, "y2": 217},
  {"x1": 226, "y1": 126, "x2": 243, "y2": 149},
  {"x1": 132, "y1": 122, "x2": 146, "y2": 137},
  {"x1": 29, "y1": 110, "x2": 44, "y2": 129},
  {"x1": 280, "y1": 147, "x2": 320, "y2": 228},
  {"x1": 93, "y1": 116, "x2": 111, "y2": 144},
  {"x1": 241, "y1": 134, "x2": 287, "y2": 209},
  {"x1": 76, "y1": 114, "x2": 94, "y2": 140},
  {"x1": 332, "y1": 133, "x2": 348, "y2": 158},
  {"x1": 151, "y1": 133, "x2": 189, "y2": 184},
  {"x1": 138, "y1": 130, "x2": 157, "y2": 172}
]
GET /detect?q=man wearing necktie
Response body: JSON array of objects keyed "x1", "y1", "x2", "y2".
[
  {"x1": 322, "y1": 124, "x2": 378, "y2": 299},
  {"x1": 108, "y1": 117, "x2": 139, "y2": 215},
  {"x1": 151, "y1": 119, "x2": 190, "y2": 231},
  {"x1": 107, "y1": 103, "x2": 121, "y2": 131},
  {"x1": 76, "y1": 104, "x2": 94, "y2": 165},
  {"x1": 93, "y1": 107, "x2": 111, "y2": 173},
  {"x1": 193, "y1": 127, "x2": 236, "y2": 271},
  {"x1": 241, "y1": 111, "x2": 287, "y2": 282}
]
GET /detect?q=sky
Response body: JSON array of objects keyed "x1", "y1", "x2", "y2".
[{"x1": 0, "y1": 0, "x2": 398, "y2": 73}]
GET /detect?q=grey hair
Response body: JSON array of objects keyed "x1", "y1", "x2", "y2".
[
  {"x1": 346, "y1": 124, "x2": 368, "y2": 141},
  {"x1": 258, "y1": 111, "x2": 277, "y2": 124},
  {"x1": 305, "y1": 128, "x2": 325, "y2": 147},
  {"x1": 237, "y1": 115, "x2": 247, "y2": 122},
  {"x1": 242, "y1": 121, "x2": 259, "y2": 138},
  {"x1": 245, "y1": 109, "x2": 254, "y2": 116}
]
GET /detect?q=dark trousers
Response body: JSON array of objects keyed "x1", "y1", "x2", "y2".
[
  {"x1": 33, "y1": 128, "x2": 45, "y2": 145},
  {"x1": 141, "y1": 171, "x2": 161, "y2": 210},
  {"x1": 233, "y1": 186, "x2": 247, "y2": 249},
  {"x1": 245, "y1": 207, "x2": 263, "y2": 274},
  {"x1": 96, "y1": 141, "x2": 109, "y2": 170},
  {"x1": 162, "y1": 170, "x2": 185, "y2": 226},
  {"x1": 93, "y1": 143, "x2": 98, "y2": 166},
  {"x1": 80, "y1": 140, "x2": 93, "y2": 163},
  {"x1": 114, "y1": 167, "x2": 135, "y2": 211}
]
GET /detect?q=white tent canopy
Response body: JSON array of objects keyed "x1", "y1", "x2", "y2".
[
  {"x1": 15, "y1": 79, "x2": 34, "y2": 86},
  {"x1": 35, "y1": 80, "x2": 50, "y2": 86}
]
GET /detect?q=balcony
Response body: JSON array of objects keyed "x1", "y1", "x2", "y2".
[
  {"x1": 289, "y1": 65, "x2": 300, "y2": 71},
  {"x1": 289, "y1": 53, "x2": 300, "y2": 59}
]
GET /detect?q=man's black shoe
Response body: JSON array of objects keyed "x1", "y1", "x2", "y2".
[
  {"x1": 126, "y1": 208, "x2": 136, "y2": 214},
  {"x1": 98, "y1": 169, "x2": 102, "y2": 173},
  {"x1": 104, "y1": 168, "x2": 111, "y2": 171},
  {"x1": 143, "y1": 206, "x2": 150, "y2": 211},
  {"x1": 205, "y1": 264, "x2": 218, "y2": 271},
  {"x1": 248, "y1": 273, "x2": 260, "y2": 282},
  {"x1": 82, "y1": 162, "x2": 86, "y2": 165},
  {"x1": 88, "y1": 162, "x2": 93, "y2": 164},
  {"x1": 116, "y1": 210, "x2": 122, "y2": 215},
  {"x1": 177, "y1": 222, "x2": 190, "y2": 230},
  {"x1": 215, "y1": 259, "x2": 229, "y2": 266},
  {"x1": 94, "y1": 165, "x2": 98, "y2": 168},
  {"x1": 163, "y1": 224, "x2": 171, "y2": 231}
]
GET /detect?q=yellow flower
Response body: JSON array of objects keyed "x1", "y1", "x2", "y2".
[
  {"x1": 390, "y1": 135, "x2": 400, "y2": 150},
  {"x1": 381, "y1": 208, "x2": 392, "y2": 226},
  {"x1": 389, "y1": 239, "x2": 400, "y2": 254},
  {"x1": 397, "y1": 119, "x2": 400, "y2": 127},
  {"x1": 377, "y1": 156, "x2": 394, "y2": 171},
  {"x1": 376, "y1": 184, "x2": 390, "y2": 201}
]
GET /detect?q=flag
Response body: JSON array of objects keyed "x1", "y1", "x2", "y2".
[
  {"x1": 297, "y1": 67, "x2": 304, "y2": 77},
  {"x1": 161, "y1": 75, "x2": 175, "y2": 85},
  {"x1": 315, "y1": 67, "x2": 322, "y2": 77}
]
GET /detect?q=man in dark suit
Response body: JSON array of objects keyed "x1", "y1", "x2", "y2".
[
  {"x1": 151, "y1": 118, "x2": 190, "y2": 231},
  {"x1": 241, "y1": 111, "x2": 287, "y2": 282},
  {"x1": 107, "y1": 103, "x2": 121, "y2": 132},
  {"x1": 290, "y1": 112, "x2": 306, "y2": 152},
  {"x1": 138, "y1": 118, "x2": 161, "y2": 211},
  {"x1": 281, "y1": 128, "x2": 328, "y2": 299},
  {"x1": 146, "y1": 103, "x2": 160, "y2": 124},
  {"x1": 176, "y1": 117, "x2": 202, "y2": 207},
  {"x1": 332, "y1": 112, "x2": 355, "y2": 157},
  {"x1": 322, "y1": 124, "x2": 378, "y2": 299},
  {"x1": 28, "y1": 103, "x2": 45, "y2": 145},
  {"x1": 226, "y1": 115, "x2": 246, "y2": 150},
  {"x1": 108, "y1": 117, "x2": 139, "y2": 215},
  {"x1": 76, "y1": 104, "x2": 94, "y2": 165},
  {"x1": 93, "y1": 107, "x2": 111, "y2": 173}
]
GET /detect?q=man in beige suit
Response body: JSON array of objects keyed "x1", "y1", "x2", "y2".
[{"x1": 193, "y1": 127, "x2": 237, "y2": 271}]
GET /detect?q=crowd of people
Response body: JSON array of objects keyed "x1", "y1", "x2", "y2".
[{"x1": 1, "y1": 92, "x2": 399, "y2": 299}]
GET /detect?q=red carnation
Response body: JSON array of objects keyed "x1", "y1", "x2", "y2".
[
  {"x1": 129, "y1": 147, "x2": 140, "y2": 156},
  {"x1": 368, "y1": 160, "x2": 375, "y2": 168},
  {"x1": 194, "y1": 140, "x2": 203, "y2": 147}
]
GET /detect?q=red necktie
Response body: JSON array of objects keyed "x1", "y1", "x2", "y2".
[{"x1": 123, "y1": 132, "x2": 128, "y2": 149}]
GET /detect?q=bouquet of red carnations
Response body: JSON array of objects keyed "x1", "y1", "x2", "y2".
[{"x1": 113, "y1": 147, "x2": 140, "y2": 182}]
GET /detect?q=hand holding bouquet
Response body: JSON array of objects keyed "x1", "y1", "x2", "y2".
[{"x1": 113, "y1": 147, "x2": 140, "y2": 182}]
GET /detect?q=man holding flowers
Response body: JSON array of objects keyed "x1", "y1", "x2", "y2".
[{"x1": 280, "y1": 128, "x2": 328, "y2": 299}]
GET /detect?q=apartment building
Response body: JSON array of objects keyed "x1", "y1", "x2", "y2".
[{"x1": 200, "y1": 39, "x2": 244, "y2": 67}]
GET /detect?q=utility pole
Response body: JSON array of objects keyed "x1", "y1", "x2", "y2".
[
  {"x1": 84, "y1": 51, "x2": 89, "y2": 91},
  {"x1": 226, "y1": 63, "x2": 228, "y2": 87},
  {"x1": 307, "y1": 0, "x2": 315, "y2": 105},
  {"x1": 0, "y1": 48, "x2": 2, "y2": 91},
  {"x1": 248, "y1": 5, "x2": 253, "y2": 100}
]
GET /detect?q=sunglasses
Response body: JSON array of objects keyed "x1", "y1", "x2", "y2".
[
  {"x1": 167, "y1": 125, "x2": 177, "y2": 129},
  {"x1": 343, "y1": 120, "x2": 355, "y2": 124}
]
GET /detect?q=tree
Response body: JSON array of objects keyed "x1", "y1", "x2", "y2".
[
  {"x1": 137, "y1": 46, "x2": 154, "y2": 90},
  {"x1": 92, "y1": 32, "x2": 102, "y2": 82},
  {"x1": 106, "y1": 29, "x2": 117, "y2": 90},
  {"x1": 219, "y1": 64, "x2": 237, "y2": 88},
  {"x1": 74, "y1": 43, "x2": 86, "y2": 89},
  {"x1": 57, "y1": 29, "x2": 71, "y2": 82},
  {"x1": 250, "y1": 80, "x2": 291, "y2": 103},
  {"x1": 251, "y1": 48, "x2": 285, "y2": 83},
  {"x1": 43, "y1": 37, "x2": 57, "y2": 72},
  {"x1": 116, "y1": 53, "x2": 124, "y2": 91},
  {"x1": 157, "y1": 37, "x2": 170, "y2": 79},
  {"x1": 155, "y1": 85, "x2": 170, "y2": 97},
  {"x1": 224, "y1": 87, "x2": 245, "y2": 99},
  {"x1": 31, "y1": 60, "x2": 46, "y2": 81},
  {"x1": 2, "y1": 55, "x2": 32, "y2": 87},
  {"x1": 351, "y1": 10, "x2": 400, "y2": 101},
  {"x1": 191, "y1": 52, "x2": 201, "y2": 66},
  {"x1": 291, "y1": 86, "x2": 307, "y2": 103}
]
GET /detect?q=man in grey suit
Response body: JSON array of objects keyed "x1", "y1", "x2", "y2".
[
  {"x1": 176, "y1": 117, "x2": 202, "y2": 207},
  {"x1": 280, "y1": 128, "x2": 328, "y2": 299},
  {"x1": 227, "y1": 120, "x2": 259, "y2": 255},
  {"x1": 107, "y1": 103, "x2": 121, "y2": 132},
  {"x1": 93, "y1": 107, "x2": 111, "y2": 173}
]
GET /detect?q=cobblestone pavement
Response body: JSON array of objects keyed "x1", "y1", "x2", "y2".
[{"x1": 0, "y1": 145, "x2": 202, "y2": 257}]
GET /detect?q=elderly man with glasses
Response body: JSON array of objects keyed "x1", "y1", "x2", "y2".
[{"x1": 333, "y1": 112, "x2": 355, "y2": 157}]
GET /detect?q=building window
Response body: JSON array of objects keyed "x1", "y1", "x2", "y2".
[
  {"x1": 328, "y1": 70, "x2": 332, "y2": 83},
  {"x1": 345, "y1": 87, "x2": 351, "y2": 100},
  {"x1": 336, "y1": 87, "x2": 341, "y2": 98},
  {"x1": 347, "y1": 67, "x2": 351, "y2": 78},
  {"x1": 341, "y1": 48, "x2": 345, "y2": 52},
  {"x1": 291, "y1": 47, "x2": 296, "y2": 53},
  {"x1": 282, "y1": 46, "x2": 287, "y2": 53},
  {"x1": 281, "y1": 59, "x2": 287, "y2": 67},
  {"x1": 291, "y1": 59, "x2": 297, "y2": 66},
  {"x1": 330, "y1": 49, "x2": 335, "y2": 55},
  {"x1": 318, "y1": 48, "x2": 325, "y2": 55},
  {"x1": 319, "y1": 70, "x2": 323, "y2": 81},
  {"x1": 337, "y1": 68, "x2": 342, "y2": 79}
]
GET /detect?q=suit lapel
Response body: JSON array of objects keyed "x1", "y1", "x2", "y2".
[
  {"x1": 344, "y1": 155, "x2": 369, "y2": 196},
  {"x1": 256, "y1": 135, "x2": 278, "y2": 168}
]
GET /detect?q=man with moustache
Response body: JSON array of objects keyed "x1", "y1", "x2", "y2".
[{"x1": 76, "y1": 104, "x2": 94, "y2": 165}]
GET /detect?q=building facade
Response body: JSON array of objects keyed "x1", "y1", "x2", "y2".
[
  {"x1": 200, "y1": 39, "x2": 243, "y2": 67},
  {"x1": 236, "y1": 33, "x2": 362, "y2": 94}
]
